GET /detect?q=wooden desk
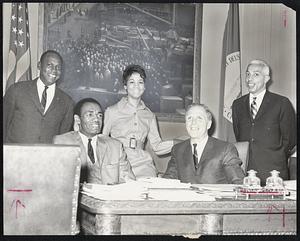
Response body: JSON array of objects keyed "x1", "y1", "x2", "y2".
[{"x1": 79, "y1": 194, "x2": 296, "y2": 235}]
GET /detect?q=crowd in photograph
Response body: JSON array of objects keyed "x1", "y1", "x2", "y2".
[{"x1": 49, "y1": 37, "x2": 175, "y2": 111}]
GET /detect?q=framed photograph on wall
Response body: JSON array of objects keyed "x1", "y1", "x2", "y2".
[{"x1": 39, "y1": 3, "x2": 202, "y2": 119}]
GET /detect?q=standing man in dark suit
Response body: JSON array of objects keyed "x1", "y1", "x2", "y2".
[
  {"x1": 232, "y1": 59, "x2": 296, "y2": 184},
  {"x1": 163, "y1": 104, "x2": 244, "y2": 184},
  {"x1": 3, "y1": 50, "x2": 74, "y2": 143}
]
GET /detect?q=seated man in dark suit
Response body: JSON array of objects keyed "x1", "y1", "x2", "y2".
[
  {"x1": 163, "y1": 104, "x2": 245, "y2": 184},
  {"x1": 53, "y1": 98, "x2": 135, "y2": 184}
]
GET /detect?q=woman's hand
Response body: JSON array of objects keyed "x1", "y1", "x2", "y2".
[{"x1": 173, "y1": 135, "x2": 189, "y2": 145}]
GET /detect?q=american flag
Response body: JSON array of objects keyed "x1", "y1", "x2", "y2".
[{"x1": 6, "y1": 3, "x2": 32, "y2": 91}]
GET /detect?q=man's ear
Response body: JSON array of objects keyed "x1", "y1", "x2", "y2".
[
  {"x1": 37, "y1": 61, "x2": 41, "y2": 70},
  {"x1": 264, "y1": 75, "x2": 270, "y2": 84},
  {"x1": 207, "y1": 120, "x2": 212, "y2": 130},
  {"x1": 124, "y1": 85, "x2": 127, "y2": 90},
  {"x1": 73, "y1": 115, "x2": 81, "y2": 132}
]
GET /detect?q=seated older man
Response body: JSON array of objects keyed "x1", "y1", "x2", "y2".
[
  {"x1": 163, "y1": 104, "x2": 245, "y2": 184},
  {"x1": 53, "y1": 98, "x2": 135, "y2": 184}
]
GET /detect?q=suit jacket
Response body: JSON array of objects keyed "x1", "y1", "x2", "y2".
[
  {"x1": 232, "y1": 91, "x2": 296, "y2": 183},
  {"x1": 163, "y1": 137, "x2": 245, "y2": 184},
  {"x1": 3, "y1": 79, "x2": 74, "y2": 143},
  {"x1": 53, "y1": 131, "x2": 136, "y2": 184}
]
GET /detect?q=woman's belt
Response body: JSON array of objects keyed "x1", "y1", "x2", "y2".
[{"x1": 122, "y1": 137, "x2": 144, "y2": 149}]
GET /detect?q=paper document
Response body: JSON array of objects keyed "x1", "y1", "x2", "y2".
[
  {"x1": 190, "y1": 184, "x2": 240, "y2": 199},
  {"x1": 284, "y1": 180, "x2": 297, "y2": 200},
  {"x1": 82, "y1": 182, "x2": 148, "y2": 200},
  {"x1": 81, "y1": 178, "x2": 215, "y2": 201},
  {"x1": 148, "y1": 189, "x2": 215, "y2": 201},
  {"x1": 192, "y1": 184, "x2": 239, "y2": 192},
  {"x1": 137, "y1": 177, "x2": 192, "y2": 189},
  {"x1": 284, "y1": 180, "x2": 296, "y2": 191}
]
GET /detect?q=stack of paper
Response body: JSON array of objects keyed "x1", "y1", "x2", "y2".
[
  {"x1": 191, "y1": 184, "x2": 239, "y2": 198},
  {"x1": 81, "y1": 178, "x2": 216, "y2": 201},
  {"x1": 193, "y1": 184, "x2": 238, "y2": 192},
  {"x1": 284, "y1": 180, "x2": 296, "y2": 191},
  {"x1": 81, "y1": 182, "x2": 148, "y2": 200},
  {"x1": 137, "y1": 177, "x2": 192, "y2": 189},
  {"x1": 148, "y1": 189, "x2": 215, "y2": 201}
]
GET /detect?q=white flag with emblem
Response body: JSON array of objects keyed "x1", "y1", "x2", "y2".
[{"x1": 219, "y1": 4, "x2": 242, "y2": 142}]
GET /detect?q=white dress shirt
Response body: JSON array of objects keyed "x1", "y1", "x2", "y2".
[
  {"x1": 249, "y1": 89, "x2": 266, "y2": 112},
  {"x1": 36, "y1": 78, "x2": 56, "y2": 113},
  {"x1": 190, "y1": 135, "x2": 208, "y2": 163},
  {"x1": 79, "y1": 132, "x2": 98, "y2": 164}
]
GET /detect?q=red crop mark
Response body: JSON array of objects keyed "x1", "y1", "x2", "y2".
[
  {"x1": 10, "y1": 199, "x2": 26, "y2": 218},
  {"x1": 267, "y1": 204, "x2": 286, "y2": 227},
  {"x1": 282, "y1": 9, "x2": 287, "y2": 28},
  {"x1": 10, "y1": 199, "x2": 15, "y2": 209},
  {"x1": 7, "y1": 189, "x2": 32, "y2": 192},
  {"x1": 7, "y1": 189, "x2": 31, "y2": 218}
]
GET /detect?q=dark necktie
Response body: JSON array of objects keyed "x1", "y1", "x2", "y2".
[
  {"x1": 193, "y1": 143, "x2": 198, "y2": 169},
  {"x1": 88, "y1": 138, "x2": 95, "y2": 164},
  {"x1": 250, "y1": 97, "x2": 257, "y2": 119},
  {"x1": 41, "y1": 85, "x2": 48, "y2": 111}
]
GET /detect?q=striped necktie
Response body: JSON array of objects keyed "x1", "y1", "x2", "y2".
[
  {"x1": 41, "y1": 85, "x2": 48, "y2": 111},
  {"x1": 251, "y1": 97, "x2": 257, "y2": 119},
  {"x1": 193, "y1": 143, "x2": 198, "y2": 169}
]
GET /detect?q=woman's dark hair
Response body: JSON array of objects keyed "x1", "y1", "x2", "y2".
[
  {"x1": 74, "y1": 98, "x2": 102, "y2": 116},
  {"x1": 122, "y1": 64, "x2": 146, "y2": 86}
]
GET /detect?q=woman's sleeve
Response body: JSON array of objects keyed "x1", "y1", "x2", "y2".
[
  {"x1": 102, "y1": 107, "x2": 112, "y2": 136},
  {"x1": 147, "y1": 114, "x2": 174, "y2": 155}
]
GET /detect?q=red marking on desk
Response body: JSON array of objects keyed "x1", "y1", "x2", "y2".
[
  {"x1": 267, "y1": 204, "x2": 285, "y2": 227},
  {"x1": 241, "y1": 191, "x2": 283, "y2": 195}
]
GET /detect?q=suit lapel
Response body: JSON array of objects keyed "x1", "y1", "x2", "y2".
[
  {"x1": 255, "y1": 91, "x2": 271, "y2": 120},
  {"x1": 45, "y1": 87, "x2": 61, "y2": 115},
  {"x1": 74, "y1": 132, "x2": 88, "y2": 166},
  {"x1": 198, "y1": 137, "x2": 214, "y2": 169},
  {"x1": 243, "y1": 94, "x2": 252, "y2": 120},
  {"x1": 29, "y1": 79, "x2": 44, "y2": 115},
  {"x1": 96, "y1": 136, "x2": 108, "y2": 165},
  {"x1": 182, "y1": 139, "x2": 197, "y2": 172}
]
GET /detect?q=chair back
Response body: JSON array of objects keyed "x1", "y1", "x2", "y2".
[
  {"x1": 3, "y1": 144, "x2": 81, "y2": 235},
  {"x1": 232, "y1": 142, "x2": 249, "y2": 173},
  {"x1": 288, "y1": 157, "x2": 296, "y2": 180}
]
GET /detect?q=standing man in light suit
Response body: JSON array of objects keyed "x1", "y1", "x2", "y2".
[
  {"x1": 53, "y1": 98, "x2": 135, "y2": 184},
  {"x1": 3, "y1": 50, "x2": 74, "y2": 143},
  {"x1": 163, "y1": 104, "x2": 245, "y2": 184},
  {"x1": 232, "y1": 59, "x2": 296, "y2": 184}
]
